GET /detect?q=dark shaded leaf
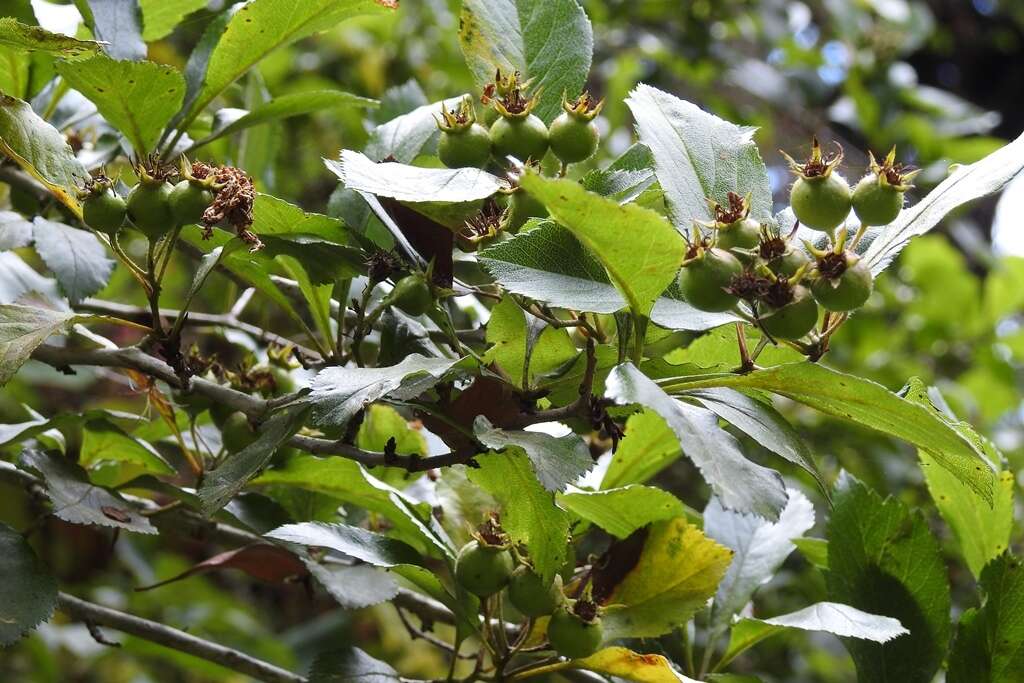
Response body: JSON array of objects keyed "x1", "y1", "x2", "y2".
[
  {"x1": 21, "y1": 449, "x2": 156, "y2": 534},
  {"x1": 0, "y1": 522, "x2": 57, "y2": 646}
]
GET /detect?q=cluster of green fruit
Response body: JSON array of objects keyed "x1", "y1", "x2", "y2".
[
  {"x1": 176, "y1": 363, "x2": 295, "y2": 454},
  {"x1": 678, "y1": 140, "x2": 916, "y2": 340},
  {"x1": 80, "y1": 164, "x2": 217, "y2": 241},
  {"x1": 454, "y1": 522, "x2": 603, "y2": 660},
  {"x1": 436, "y1": 72, "x2": 603, "y2": 171}
]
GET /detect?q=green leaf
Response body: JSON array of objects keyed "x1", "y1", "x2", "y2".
[
  {"x1": 365, "y1": 94, "x2": 465, "y2": 163},
  {"x1": 483, "y1": 295, "x2": 578, "y2": 389},
  {"x1": 80, "y1": 419, "x2": 174, "y2": 474},
  {"x1": 473, "y1": 416, "x2": 592, "y2": 493},
  {"x1": 518, "y1": 173, "x2": 685, "y2": 319},
  {"x1": 56, "y1": 55, "x2": 185, "y2": 155},
  {"x1": 625, "y1": 83, "x2": 773, "y2": 231},
  {"x1": 600, "y1": 517, "x2": 732, "y2": 638},
  {"x1": 571, "y1": 647, "x2": 702, "y2": 683},
  {"x1": 458, "y1": 0, "x2": 593, "y2": 124},
  {"x1": 792, "y1": 537, "x2": 829, "y2": 570},
  {"x1": 704, "y1": 490, "x2": 815, "y2": 633},
  {"x1": 198, "y1": 405, "x2": 309, "y2": 515},
  {"x1": 865, "y1": 130, "x2": 1024, "y2": 275},
  {"x1": 720, "y1": 603, "x2": 909, "y2": 670},
  {"x1": 947, "y1": 553, "x2": 1024, "y2": 683},
  {"x1": 669, "y1": 362, "x2": 996, "y2": 503},
  {"x1": 479, "y1": 222, "x2": 734, "y2": 330},
  {"x1": 0, "y1": 522, "x2": 57, "y2": 646},
  {"x1": 181, "y1": 0, "x2": 395, "y2": 127},
  {"x1": 309, "y1": 648, "x2": 402, "y2": 683},
  {"x1": 0, "y1": 17, "x2": 100, "y2": 60},
  {"x1": 21, "y1": 449, "x2": 157, "y2": 534},
  {"x1": 304, "y1": 562, "x2": 398, "y2": 609},
  {"x1": 0, "y1": 94, "x2": 89, "y2": 215},
  {"x1": 140, "y1": 0, "x2": 211, "y2": 41},
  {"x1": 685, "y1": 387, "x2": 825, "y2": 493},
  {"x1": 32, "y1": 218, "x2": 114, "y2": 304},
  {"x1": 468, "y1": 453, "x2": 570, "y2": 582},
  {"x1": 254, "y1": 455, "x2": 454, "y2": 560},
  {"x1": 327, "y1": 150, "x2": 504, "y2": 203},
  {"x1": 75, "y1": 0, "x2": 146, "y2": 61},
  {"x1": 606, "y1": 363, "x2": 788, "y2": 520},
  {"x1": 600, "y1": 409, "x2": 681, "y2": 489},
  {"x1": 179, "y1": 230, "x2": 311, "y2": 335},
  {"x1": 0, "y1": 303, "x2": 84, "y2": 386},
  {"x1": 356, "y1": 404, "x2": 427, "y2": 457},
  {"x1": 826, "y1": 474, "x2": 951, "y2": 683},
  {"x1": 558, "y1": 485, "x2": 685, "y2": 539},
  {"x1": 901, "y1": 379, "x2": 1013, "y2": 578},
  {"x1": 192, "y1": 90, "x2": 377, "y2": 150},
  {"x1": 309, "y1": 354, "x2": 463, "y2": 428},
  {"x1": 266, "y1": 522, "x2": 422, "y2": 567}
]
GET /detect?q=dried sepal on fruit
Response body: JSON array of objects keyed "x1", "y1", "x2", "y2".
[
  {"x1": 435, "y1": 97, "x2": 492, "y2": 168},
  {"x1": 490, "y1": 81, "x2": 549, "y2": 163},
  {"x1": 126, "y1": 160, "x2": 176, "y2": 240},
  {"x1": 80, "y1": 173, "x2": 127, "y2": 236},
  {"x1": 782, "y1": 137, "x2": 852, "y2": 235},
  {"x1": 677, "y1": 227, "x2": 743, "y2": 313},
  {"x1": 549, "y1": 91, "x2": 604, "y2": 165},
  {"x1": 169, "y1": 157, "x2": 217, "y2": 226},
  {"x1": 454, "y1": 516, "x2": 515, "y2": 597},
  {"x1": 852, "y1": 147, "x2": 919, "y2": 226},
  {"x1": 806, "y1": 228, "x2": 874, "y2": 311},
  {"x1": 706, "y1": 191, "x2": 761, "y2": 251},
  {"x1": 756, "y1": 266, "x2": 819, "y2": 340},
  {"x1": 547, "y1": 598, "x2": 604, "y2": 659}
]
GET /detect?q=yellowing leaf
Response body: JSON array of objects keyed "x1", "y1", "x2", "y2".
[
  {"x1": 601, "y1": 517, "x2": 732, "y2": 638},
  {"x1": 573, "y1": 647, "x2": 701, "y2": 683}
]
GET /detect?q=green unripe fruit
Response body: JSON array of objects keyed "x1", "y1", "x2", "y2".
[
  {"x1": 766, "y1": 247, "x2": 810, "y2": 278},
  {"x1": 174, "y1": 390, "x2": 211, "y2": 417},
  {"x1": 127, "y1": 179, "x2": 174, "y2": 239},
  {"x1": 82, "y1": 187, "x2": 127, "y2": 235},
  {"x1": 271, "y1": 366, "x2": 296, "y2": 396},
  {"x1": 169, "y1": 179, "x2": 215, "y2": 226},
  {"x1": 549, "y1": 113, "x2": 599, "y2": 164},
  {"x1": 221, "y1": 411, "x2": 257, "y2": 453},
  {"x1": 210, "y1": 402, "x2": 234, "y2": 429},
  {"x1": 790, "y1": 173, "x2": 851, "y2": 234},
  {"x1": 439, "y1": 124, "x2": 492, "y2": 168},
  {"x1": 678, "y1": 248, "x2": 743, "y2": 312},
  {"x1": 390, "y1": 274, "x2": 433, "y2": 317},
  {"x1": 811, "y1": 258, "x2": 873, "y2": 311},
  {"x1": 716, "y1": 217, "x2": 761, "y2": 251},
  {"x1": 547, "y1": 604, "x2": 603, "y2": 659},
  {"x1": 454, "y1": 540, "x2": 514, "y2": 597},
  {"x1": 852, "y1": 173, "x2": 904, "y2": 226},
  {"x1": 501, "y1": 189, "x2": 548, "y2": 233},
  {"x1": 759, "y1": 285, "x2": 818, "y2": 340},
  {"x1": 490, "y1": 114, "x2": 549, "y2": 162},
  {"x1": 508, "y1": 566, "x2": 561, "y2": 617}
]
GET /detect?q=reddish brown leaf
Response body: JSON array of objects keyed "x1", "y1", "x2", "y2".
[{"x1": 136, "y1": 544, "x2": 308, "y2": 591}]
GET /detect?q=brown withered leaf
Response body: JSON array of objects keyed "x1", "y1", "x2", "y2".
[{"x1": 136, "y1": 544, "x2": 308, "y2": 591}]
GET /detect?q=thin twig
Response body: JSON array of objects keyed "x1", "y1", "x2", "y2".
[{"x1": 57, "y1": 592, "x2": 306, "y2": 683}]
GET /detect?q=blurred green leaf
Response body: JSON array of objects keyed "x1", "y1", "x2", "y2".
[{"x1": 458, "y1": 0, "x2": 593, "y2": 124}]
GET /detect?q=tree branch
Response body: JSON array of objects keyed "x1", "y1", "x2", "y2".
[
  {"x1": 29, "y1": 344, "x2": 471, "y2": 473},
  {"x1": 57, "y1": 592, "x2": 306, "y2": 683}
]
